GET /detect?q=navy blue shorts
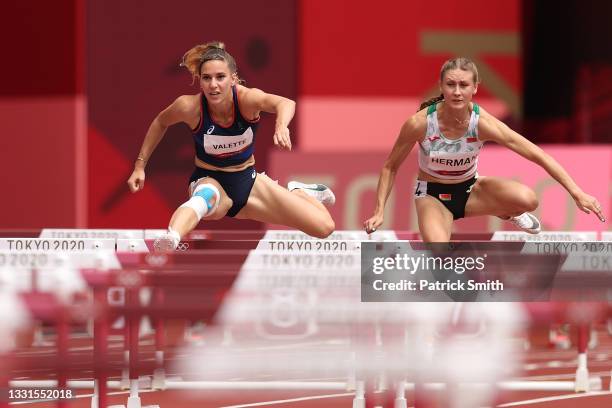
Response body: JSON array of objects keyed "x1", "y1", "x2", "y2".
[{"x1": 189, "y1": 166, "x2": 257, "y2": 217}]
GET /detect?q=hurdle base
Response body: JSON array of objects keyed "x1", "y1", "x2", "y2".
[
  {"x1": 351, "y1": 397, "x2": 365, "y2": 408},
  {"x1": 395, "y1": 380, "x2": 407, "y2": 408},
  {"x1": 120, "y1": 368, "x2": 130, "y2": 390},
  {"x1": 574, "y1": 368, "x2": 590, "y2": 392},
  {"x1": 108, "y1": 396, "x2": 160, "y2": 408},
  {"x1": 394, "y1": 397, "x2": 407, "y2": 408},
  {"x1": 346, "y1": 374, "x2": 356, "y2": 391},
  {"x1": 109, "y1": 406, "x2": 159, "y2": 408},
  {"x1": 352, "y1": 380, "x2": 365, "y2": 408},
  {"x1": 151, "y1": 369, "x2": 166, "y2": 390}
]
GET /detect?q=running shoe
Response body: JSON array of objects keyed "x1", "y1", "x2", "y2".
[
  {"x1": 153, "y1": 230, "x2": 180, "y2": 252},
  {"x1": 507, "y1": 212, "x2": 541, "y2": 234},
  {"x1": 288, "y1": 181, "x2": 336, "y2": 206}
]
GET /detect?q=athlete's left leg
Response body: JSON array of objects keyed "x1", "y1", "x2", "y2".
[
  {"x1": 464, "y1": 176, "x2": 538, "y2": 218},
  {"x1": 154, "y1": 177, "x2": 232, "y2": 251},
  {"x1": 235, "y1": 173, "x2": 335, "y2": 239}
]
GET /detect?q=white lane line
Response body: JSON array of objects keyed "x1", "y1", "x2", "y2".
[
  {"x1": 228, "y1": 340, "x2": 350, "y2": 352},
  {"x1": 517, "y1": 370, "x2": 612, "y2": 381},
  {"x1": 497, "y1": 391, "x2": 612, "y2": 407},
  {"x1": 218, "y1": 392, "x2": 354, "y2": 408},
  {"x1": 14, "y1": 340, "x2": 154, "y2": 355},
  {"x1": 524, "y1": 360, "x2": 612, "y2": 370},
  {"x1": 271, "y1": 377, "x2": 347, "y2": 383}
]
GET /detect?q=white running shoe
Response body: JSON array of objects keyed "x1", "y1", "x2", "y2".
[
  {"x1": 288, "y1": 181, "x2": 336, "y2": 206},
  {"x1": 153, "y1": 230, "x2": 180, "y2": 252},
  {"x1": 507, "y1": 212, "x2": 541, "y2": 234}
]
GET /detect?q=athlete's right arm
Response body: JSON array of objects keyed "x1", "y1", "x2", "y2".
[
  {"x1": 127, "y1": 95, "x2": 196, "y2": 193},
  {"x1": 363, "y1": 114, "x2": 423, "y2": 233}
]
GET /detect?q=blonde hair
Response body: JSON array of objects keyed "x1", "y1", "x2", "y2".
[
  {"x1": 180, "y1": 41, "x2": 244, "y2": 84},
  {"x1": 418, "y1": 57, "x2": 480, "y2": 111}
]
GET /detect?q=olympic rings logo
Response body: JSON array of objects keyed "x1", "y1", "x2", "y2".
[
  {"x1": 176, "y1": 242, "x2": 190, "y2": 251},
  {"x1": 116, "y1": 270, "x2": 144, "y2": 287},
  {"x1": 146, "y1": 254, "x2": 168, "y2": 266}
]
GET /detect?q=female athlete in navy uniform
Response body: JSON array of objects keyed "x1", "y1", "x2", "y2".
[
  {"x1": 364, "y1": 57, "x2": 605, "y2": 242},
  {"x1": 127, "y1": 42, "x2": 335, "y2": 250}
]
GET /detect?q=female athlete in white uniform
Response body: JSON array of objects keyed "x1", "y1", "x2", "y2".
[
  {"x1": 127, "y1": 42, "x2": 335, "y2": 250},
  {"x1": 364, "y1": 57, "x2": 605, "y2": 242}
]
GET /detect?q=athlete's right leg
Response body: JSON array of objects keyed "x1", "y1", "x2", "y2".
[
  {"x1": 415, "y1": 196, "x2": 454, "y2": 242},
  {"x1": 154, "y1": 177, "x2": 233, "y2": 251},
  {"x1": 235, "y1": 173, "x2": 335, "y2": 239},
  {"x1": 465, "y1": 176, "x2": 541, "y2": 234}
]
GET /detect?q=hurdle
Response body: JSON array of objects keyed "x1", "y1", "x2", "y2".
[{"x1": 0, "y1": 229, "x2": 610, "y2": 408}]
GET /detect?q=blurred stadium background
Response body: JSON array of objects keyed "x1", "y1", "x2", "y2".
[{"x1": 0, "y1": 0, "x2": 609, "y2": 234}]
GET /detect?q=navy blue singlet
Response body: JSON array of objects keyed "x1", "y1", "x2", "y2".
[{"x1": 192, "y1": 86, "x2": 259, "y2": 168}]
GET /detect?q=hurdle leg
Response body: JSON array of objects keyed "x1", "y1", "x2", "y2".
[
  {"x1": 352, "y1": 380, "x2": 365, "y2": 408},
  {"x1": 93, "y1": 287, "x2": 109, "y2": 408},
  {"x1": 127, "y1": 289, "x2": 142, "y2": 408},
  {"x1": 120, "y1": 311, "x2": 130, "y2": 390},
  {"x1": 588, "y1": 325, "x2": 598, "y2": 349},
  {"x1": 574, "y1": 324, "x2": 590, "y2": 392},
  {"x1": 346, "y1": 351, "x2": 357, "y2": 391},
  {"x1": 394, "y1": 380, "x2": 407, "y2": 408},
  {"x1": 151, "y1": 350, "x2": 165, "y2": 390},
  {"x1": 57, "y1": 312, "x2": 69, "y2": 408},
  {"x1": 151, "y1": 288, "x2": 165, "y2": 390},
  {"x1": 91, "y1": 380, "x2": 98, "y2": 408},
  {"x1": 124, "y1": 289, "x2": 160, "y2": 408},
  {"x1": 126, "y1": 380, "x2": 141, "y2": 408},
  {"x1": 32, "y1": 323, "x2": 54, "y2": 347}
]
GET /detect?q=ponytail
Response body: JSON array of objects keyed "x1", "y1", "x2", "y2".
[
  {"x1": 180, "y1": 41, "x2": 244, "y2": 85},
  {"x1": 418, "y1": 94, "x2": 444, "y2": 112}
]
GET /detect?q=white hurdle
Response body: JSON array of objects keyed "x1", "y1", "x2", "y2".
[{"x1": 2, "y1": 229, "x2": 610, "y2": 408}]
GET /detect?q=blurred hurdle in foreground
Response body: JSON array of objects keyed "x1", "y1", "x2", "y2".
[{"x1": 0, "y1": 229, "x2": 610, "y2": 408}]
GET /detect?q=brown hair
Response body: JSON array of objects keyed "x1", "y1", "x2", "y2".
[
  {"x1": 180, "y1": 41, "x2": 244, "y2": 84},
  {"x1": 417, "y1": 57, "x2": 479, "y2": 111}
]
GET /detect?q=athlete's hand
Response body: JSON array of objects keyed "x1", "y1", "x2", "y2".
[
  {"x1": 364, "y1": 213, "x2": 384, "y2": 234},
  {"x1": 127, "y1": 167, "x2": 146, "y2": 193},
  {"x1": 273, "y1": 126, "x2": 292, "y2": 151},
  {"x1": 573, "y1": 191, "x2": 605, "y2": 222}
]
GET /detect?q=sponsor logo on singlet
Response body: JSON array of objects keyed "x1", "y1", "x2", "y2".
[{"x1": 206, "y1": 125, "x2": 215, "y2": 135}]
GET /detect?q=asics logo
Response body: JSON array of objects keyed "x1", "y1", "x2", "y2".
[
  {"x1": 206, "y1": 125, "x2": 215, "y2": 134},
  {"x1": 251, "y1": 171, "x2": 256, "y2": 179}
]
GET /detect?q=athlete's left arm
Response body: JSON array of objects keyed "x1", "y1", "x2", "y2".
[
  {"x1": 241, "y1": 86, "x2": 296, "y2": 151},
  {"x1": 478, "y1": 110, "x2": 605, "y2": 222}
]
